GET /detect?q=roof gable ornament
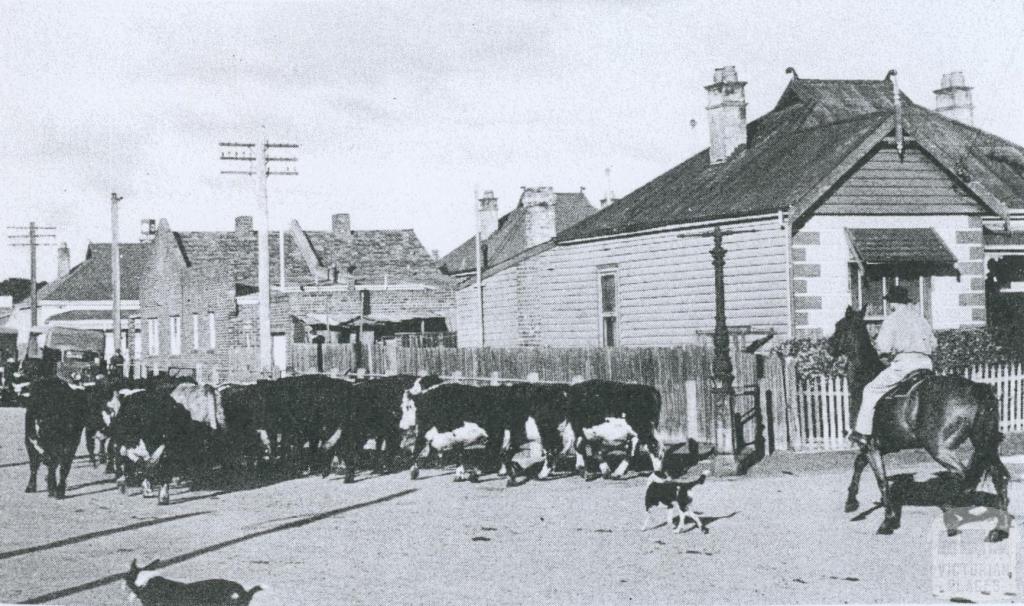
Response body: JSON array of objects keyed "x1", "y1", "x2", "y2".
[{"x1": 785, "y1": 67, "x2": 799, "y2": 80}]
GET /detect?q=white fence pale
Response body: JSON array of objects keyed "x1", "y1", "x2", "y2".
[{"x1": 793, "y1": 363, "x2": 1024, "y2": 450}]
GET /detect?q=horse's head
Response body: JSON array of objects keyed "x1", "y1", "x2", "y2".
[{"x1": 828, "y1": 306, "x2": 867, "y2": 359}]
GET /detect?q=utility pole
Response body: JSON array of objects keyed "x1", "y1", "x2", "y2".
[
  {"x1": 473, "y1": 190, "x2": 485, "y2": 347},
  {"x1": 7, "y1": 222, "x2": 56, "y2": 328},
  {"x1": 111, "y1": 193, "x2": 122, "y2": 358},
  {"x1": 219, "y1": 133, "x2": 298, "y2": 375}
]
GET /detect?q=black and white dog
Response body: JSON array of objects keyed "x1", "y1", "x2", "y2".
[
  {"x1": 640, "y1": 470, "x2": 710, "y2": 533},
  {"x1": 125, "y1": 559, "x2": 263, "y2": 606}
]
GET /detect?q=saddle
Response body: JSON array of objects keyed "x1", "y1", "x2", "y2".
[{"x1": 880, "y1": 369, "x2": 934, "y2": 404}]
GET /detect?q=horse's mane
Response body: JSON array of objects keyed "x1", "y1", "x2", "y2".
[{"x1": 844, "y1": 313, "x2": 884, "y2": 385}]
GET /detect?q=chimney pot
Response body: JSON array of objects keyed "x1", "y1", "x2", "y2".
[
  {"x1": 705, "y1": 65, "x2": 748, "y2": 164},
  {"x1": 477, "y1": 191, "x2": 499, "y2": 239},
  {"x1": 332, "y1": 213, "x2": 352, "y2": 243},
  {"x1": 934, "y1": 71, "x2": 974, "y2": 125},
  {"x1": 57, "y1": 243, "x2": 70, "y2": 279},
  {"x1": 234, "y1": 215, "x2": 253, "y2": 236}
]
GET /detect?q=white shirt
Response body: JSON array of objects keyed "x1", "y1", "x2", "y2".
[{"x1": 875, "y1": 305, "x2": 937, "y2": 356}]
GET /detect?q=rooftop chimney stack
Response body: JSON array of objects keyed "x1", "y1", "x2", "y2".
[
  {"x1": 705, "y1": 66, "x2": 748, "y2": 164},
  {"x1": 56, "y1": 242, "x2": 70, "y2": 279},
  {"x1": 332, "y1": 213, "x2": 353, "y2": 245},
  {"x1": 234, "y1": 215, "x2": 253, "y2": 236},
  {"x1": 934, "y1": 71, "x2": 974, "y2": 125},
  {"x1": 521, "y1": 186, "x2": 557, "y2": 248},
  {"x1": 477, "y1": 190, "x2": 499, "y2": 239}
]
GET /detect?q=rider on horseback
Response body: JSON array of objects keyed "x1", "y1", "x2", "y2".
[{"x1": 848, "y1": 285, "x2": 937, "y2": 447}]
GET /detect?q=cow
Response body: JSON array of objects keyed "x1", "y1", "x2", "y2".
[
  {"x1": 23, "y1": 377, "x2": 88, "y2": 498},
  {"x1": 490, "y1": 383, "x2": 573, "y2": 487},
  {"x1": 219, "y1": 382, "x2": 277, "y2": 470},
  {"x1": 567, "y1": 380, "x2": 664, "y2": 479},
  {"x1": 169, "y1": 383, "x2": 224, "y2": 431},
  {"x1": 325, "y1": 374, "x2": 445, "y2": 482},
  {"x1": 107, "y1": 389, "x2": 203, "y2": 505},
  {"x1": 260, "y1": 375, "x2": 356, "y2": 475}
]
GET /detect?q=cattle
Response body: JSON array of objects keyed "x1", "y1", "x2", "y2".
[
  {"x1": 107, "y1": 389, "x2": 204, "y2": 505},
  {"x1": 23, "y1": 377, "x2": 88, "y2": 498},
  {"x1": 567, "y1": 380, "x2": 664, "y2": 479},
  {"x1": 220, "y1": 382, "x2": 276, "y2": 468},
  {"x1": 169, "y1": 383, "x2": 224, "y2": 431}
]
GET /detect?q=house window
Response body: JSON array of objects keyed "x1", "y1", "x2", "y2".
[
  {"x1": 146, "y1": 318, "x2": 160, "y2": 356},
  {"x1": 208, "y1": 312, "x2": 216, "y2": 350},
  {"x1": 169, "y1": 316, "x2": 181, "y2": 355},
  {"x1": 192, "y1": 313, "x2": 200, "y2": 351},
  {"x1": 599, "y1": 272, "x2": 617, "y2": 347},
  {"x1": 849, "y1": 265, "x2": 931, "y2": 321}
]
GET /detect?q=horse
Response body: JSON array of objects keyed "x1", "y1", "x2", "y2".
[{"x1": 828, "y1": 306, "x2": 1011, "y2": 541}]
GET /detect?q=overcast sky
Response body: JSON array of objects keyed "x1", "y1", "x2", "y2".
[{"x1": 1, "y1": 0, "x2": 1022, "y2": 281}]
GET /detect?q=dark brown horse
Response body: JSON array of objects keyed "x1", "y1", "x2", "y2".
[{"x1": 828, "y1": 306, "x2": 1010, "y2": 541}]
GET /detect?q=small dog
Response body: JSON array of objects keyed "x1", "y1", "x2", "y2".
[
  {"x1": 125, "y1": 559, "x2": 263, "y2": 606},
  {"x1": 640, "y1": 470, "x2": 710, "y2": 533}
]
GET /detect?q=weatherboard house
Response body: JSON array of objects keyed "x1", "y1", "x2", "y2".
[
  {"x1": 456, "y1": 67, "x2": 1024, "y2": 347},
  {"x1": 138, "y1": 214, "x2": 454, "y2": 374}
]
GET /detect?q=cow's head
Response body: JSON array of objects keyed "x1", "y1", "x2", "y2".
[{"x1": 400, "y1": 375, "x2": 444, "y2": 431}]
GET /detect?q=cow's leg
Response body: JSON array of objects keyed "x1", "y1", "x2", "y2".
[
  {"x1": 56, "y1": 448, "x2": 73, "y2": 499},
  {"x1": 158, "y1": 482, "x2": 170, "y2": 506},
  {"x1": 46, "y1": 460, "x2": 57, "y2": 497},
  {"x1": 142, "y1": 477, "x2": 154, "y2": 498},
  {"x1": 24, "y1": 441, "x2": 40, "y2": 493},
  {"x1": 845, "y1": 449, "x2": 869, "y2": 513},
  {"x1": 611, "y1": 437, "x2": 633, "y2": 479},
  {"x1": 84, "y1": 428, "x2": 97, "y2": 468},
  {"x1": 410, "y1": 435, "x2": 428, "y2": 480},
  {"x1": 104, "y1": 440, "x2": 116, "y2": 474}
]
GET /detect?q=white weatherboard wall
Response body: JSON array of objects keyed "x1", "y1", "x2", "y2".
[
  {"x1": 535, "y1": 218, "x2": 790, "y2": 346},
  {"x1": 798, "y1": 214, "x2": 986, "y2": 333},
  {"x1": 454, "y1": 268, "x2": 518, "y2": 347}
]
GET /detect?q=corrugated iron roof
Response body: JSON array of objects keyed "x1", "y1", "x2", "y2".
[
  {"x1": 557, "y1": 77, "x2": 1024, "y2": 242},
  {"x1": 846, "y1": 228, "x2": 957, "y2": 265}
]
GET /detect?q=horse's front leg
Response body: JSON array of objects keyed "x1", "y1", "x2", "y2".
[
  {"x1": 845, "y1": 449, "x2": 869, "y2": 513},
  {"x1": 864, "y1": 448, "x2": 899, "y2": 534}
]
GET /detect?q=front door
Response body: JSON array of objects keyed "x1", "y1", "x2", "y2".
[{"x1": 272, "y1": 334, "x2": 287, "y2": 372}]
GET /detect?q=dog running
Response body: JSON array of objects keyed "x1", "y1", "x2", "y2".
[
  {"x1": 640, "y1": 470, "x2": 710, "y2": 533},
  {"x1": 125, "y1": 559, "x2": 263, "y2": 606}
]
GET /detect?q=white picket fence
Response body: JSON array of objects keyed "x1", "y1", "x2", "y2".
[{"x1": 793, "y1": 363, "x2": 1024, "y2": 451}]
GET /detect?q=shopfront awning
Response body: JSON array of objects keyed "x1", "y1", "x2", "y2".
[{"x1": 846, "y1": 228, "x2": 958, "y2": 272}]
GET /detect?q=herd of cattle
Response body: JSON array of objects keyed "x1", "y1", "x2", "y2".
[{"x1": 18, "y1": 371, "x2": 665, "y2": 505}]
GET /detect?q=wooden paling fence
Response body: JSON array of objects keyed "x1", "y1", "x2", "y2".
[
  {"x1": 222, "y1": 342, "x2": 763, "y2": 451},
  {"x1": 790, "y1": 362, "x2": 1024, "y2": 451}
]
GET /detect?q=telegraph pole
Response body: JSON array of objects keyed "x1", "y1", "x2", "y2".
[
  {"x1": 7, "y1": 222, "x2": 57, "y2": 327},
  {"x1": 111, "y1": 193, "x2": 122, "y2": 357},
  {"x1": 219, "y1": 133, "x2": 298, "y2": 375}
]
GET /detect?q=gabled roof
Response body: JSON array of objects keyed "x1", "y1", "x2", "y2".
[
  {"x1": 167, "y1": 223, "x2": 452, "y2": 291},
  {"x1": 37, "y1": 242, "x2": 149, "y2": 302},
  {"x1": 558, "y1": 76, "x2": 1024, "y2": 242},
  {"x1": 440, "y1": 192, "x2": 596, "y2": 275}
]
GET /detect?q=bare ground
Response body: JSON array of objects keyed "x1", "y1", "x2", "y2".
[{"x1": 1, "y1": 408, "x2": 1023, "y2": 605}]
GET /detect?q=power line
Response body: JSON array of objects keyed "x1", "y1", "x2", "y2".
[{"x1": 7, "y1": 221, "x2": 57, "y2": 327}]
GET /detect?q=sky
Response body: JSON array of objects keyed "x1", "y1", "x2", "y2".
[{"x1": 1, "y1": 0, "x2": 1023, "y2": 281}]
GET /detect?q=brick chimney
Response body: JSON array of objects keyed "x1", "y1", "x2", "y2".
[
  {"x1": 477, "y1": 190, "x2": 499, "y2": 239},
  {"x1": 521, "y1": 186, "x2": 557, "y2": 248},
  {"x1": 934, "y1": 71, "x2": 974, "y2": 125},
  {"x1": 56, "y1": 243, "x2": 70, "y2": 279},
  {"x1": 332, "y1": 213, "x2": 353, "y2": 244},
  {"x1": 705, "y1": 66, "x2": 748, "y2": 164},
  {"x1": 234, "y1": 215, "x2": 253, "y2": 236}
]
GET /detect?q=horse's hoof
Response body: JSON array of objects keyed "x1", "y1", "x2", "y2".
[
  {"x1": 844, "y1": 500, "x2": 859, "y2": 513},
  {"x1": 877, "y1": 520, "x2": 899, "y2": 535},
  {"x1": 947, "y1": 528, "x2": 960, "y2": 537},
  {"x1": 25, "y1": 484, "x2": 35, "y2": 493},
  {"x1": 986, "y1": 529, "x2": 1009, "y2": 543}
]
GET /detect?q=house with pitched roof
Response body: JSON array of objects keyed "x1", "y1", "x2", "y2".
[
  {"x1": 138, "y1": 213, "x2": 454, "y2": 373},
  {"x1": 464, "y1": 67, "x2": 1024, "y2": 347},
  {"x1": 439, "y1": 187, "x2": 597, "y2": 346},
  {"x1": 4, "y1": 242, "x2": 149, "y2": 358}
]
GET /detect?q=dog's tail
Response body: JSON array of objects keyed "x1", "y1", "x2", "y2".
[
  {"x1": 245, "y1": 585, "x2": 264, "y2": 600},
  {"x1": 683, "y1": 469, "x2": 710, "y2": 490}
]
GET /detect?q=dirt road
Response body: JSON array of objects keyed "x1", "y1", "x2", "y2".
[{"x1": 1, "y1": 408, "x2": 1022, "y2": 605}]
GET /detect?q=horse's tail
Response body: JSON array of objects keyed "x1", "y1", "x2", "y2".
[{"x1": 964, "y1": 382, "x2": 1003, "y2": 490}]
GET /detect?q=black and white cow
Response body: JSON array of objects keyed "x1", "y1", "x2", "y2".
[
  {"x1": 23, "y1": 377, "x2": 88, "y2": 498},
  {"x1": 567, "y1": 380, "x2": 664, "y2": 479}
]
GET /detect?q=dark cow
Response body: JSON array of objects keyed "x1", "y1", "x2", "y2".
[
  {"x1": 107, "y1": 389, "x2": 202, "y2": 505},
  {"x1": 220, "y1": 382, "x2": 276, "y2": 469},
  {"x1": 260, "y1": 375, "x2": 355, "y2": 475},
  {"x1": 23, "y1": 377, "x2": 88, "y2": 498},
  {"x1": 400, "y1": 382, "x2": 512, "y2": 481},
  {"x1": 498, "y1": 383, "x2": 573, "y2": 486},
  {"x1": 567, "y1": 380, "x2": 664, "y2": 479}
]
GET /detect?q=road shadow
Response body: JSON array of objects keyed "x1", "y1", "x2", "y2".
[
  {"x1": 0, "y1": 511, "x2": 209, "y2": 561},
  {"x1": 677, "y1": 511, "x2": 740, "y2": 533},
  {"x1": 19, "y1": 488, "x2": 417, "y2": 605},
  {"x1": 61, "y1": 486, "x2": 120, "y2": 500},
  {"x1": 850, "y1": 472, "x2": 1008, "y2": 522}
]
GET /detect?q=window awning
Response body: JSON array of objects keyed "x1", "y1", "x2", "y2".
[{"x1": 846, "y1": 228, "x2": 958, "y2": 270}]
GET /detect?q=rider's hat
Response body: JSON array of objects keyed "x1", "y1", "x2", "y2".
[{"x1": 884, "y1": 285, "x2": 912, "y2": 304}]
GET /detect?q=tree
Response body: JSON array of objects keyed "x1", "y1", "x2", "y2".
[{"x1": 0, "y1": 278, "x2": 47, "y2": 304}]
